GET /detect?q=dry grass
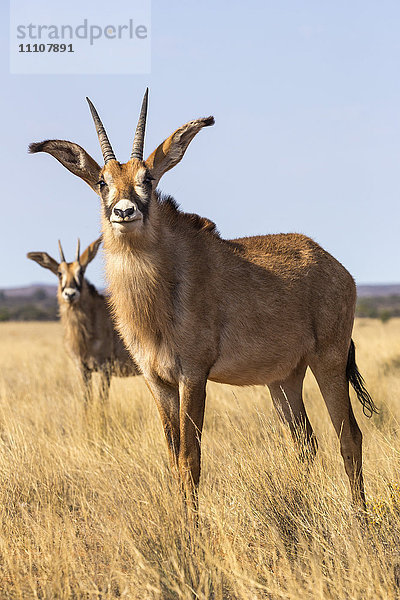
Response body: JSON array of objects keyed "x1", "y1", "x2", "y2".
[{"x1": 0, "y1": 320, "x2": 400, "y2": 599}]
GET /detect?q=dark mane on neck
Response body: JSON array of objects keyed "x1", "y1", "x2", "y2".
[
  {"x1": 84, "y1": 280, "x2": 100, "y2": 298},
  {"x1": 156, "y1": 192, "x2": 220, "y2": 237}
]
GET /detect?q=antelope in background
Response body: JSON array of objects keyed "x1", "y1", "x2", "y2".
[
  {"x1": 29, "y1": 90, "x2": 377, "y2": 511},
  {"x1": 27, "y1": 238, "x2": 138, "y2": 405}
]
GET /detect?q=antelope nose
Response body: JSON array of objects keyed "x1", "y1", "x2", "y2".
[
  {"x1": 114, "y1": 207, "x2": 134, "y2": 219},
  {"x1": 64, "y1": 290, "x2": 76, "y2": 299}
]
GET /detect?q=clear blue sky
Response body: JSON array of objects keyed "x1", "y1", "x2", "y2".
[{"x1": 1, "y1": 0, "x2": 400, "y2": 288}]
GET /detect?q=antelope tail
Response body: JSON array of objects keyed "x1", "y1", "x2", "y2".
[{"x1": 346, "y1": 339, "x2": 378, "y2": 418}]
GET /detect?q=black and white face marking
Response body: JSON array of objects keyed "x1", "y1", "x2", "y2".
[
  {"x1": 58, "y1": 263, "x2": 83, "y2": 304},
  {"x1": 98, "y1": 166, "x2": 153, "y2": 234}
]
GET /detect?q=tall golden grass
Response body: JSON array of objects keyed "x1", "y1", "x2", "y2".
[{"x1": 0, "y1": 319, "x2": 400, "y2": 599}]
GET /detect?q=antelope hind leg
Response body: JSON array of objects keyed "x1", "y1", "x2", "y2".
[
  {"x1": 310, "y1": 358, "x2": 366, "y2": 510},
  {"x1": 268, "y1": 361, "x2": 318, "y2": 461}
]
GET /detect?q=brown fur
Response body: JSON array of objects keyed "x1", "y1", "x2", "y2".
[
  {"x1": 29, "y1": 106, "x2": 373, "y2": 510},
  {"x1": 27, "y1": 239, "x2": 138, "y2": 404}
]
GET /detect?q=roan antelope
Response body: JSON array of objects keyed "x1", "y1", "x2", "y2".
[
  {"x1": 29, "y1": 90, "x2": 377, "y2": 510},
  {"x1": 27, "y1": 237, "x2": 138, "y2": 404}
]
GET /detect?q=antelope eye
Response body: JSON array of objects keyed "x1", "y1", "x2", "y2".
[
  {"x1": 97, "y1": 179, "x2": 107, "y2": 189},
  {"x1": 138, "y1": 172, "x2": 154, "y2": 186}
]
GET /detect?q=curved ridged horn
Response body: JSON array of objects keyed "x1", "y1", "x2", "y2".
[
  {"x1": 130, "y1": 88, "x2": 149, "y2": 160},
  {"x1": 58, "y1": 240, "x2": 66, "y2": 263},
  {"x1": 86, "y1": 97, "x2": 116, "y2": 164},
  {"x1": 76, "y1": 238, "x2": 80, "y2": 264}
]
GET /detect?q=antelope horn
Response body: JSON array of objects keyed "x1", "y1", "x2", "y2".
[
  {"x1": 86, "y1": 97, "x2": 116, "y2": 164},
  {"x1": 58, "y1": 240, "x2": 66, "y2": 263},
  {"x1": 76, "y1": 238, "x2": 81, "y2": 263},
  {"x1": 130, "y1": 88, "x2": 149, "y2": 160}
]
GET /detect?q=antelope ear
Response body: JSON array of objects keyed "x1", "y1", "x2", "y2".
[
  {"x1": 145, "y1": 117, "x2": 214, "y2": 186},
  {"x1": 79, "y1": 236, "x2": 102, "y2": 268},
  {"x1": 29, "y1": 140, "x2": 102, "y2": 194},
  {"x1": 27, "y1": 252, "x2": 59, "y2": 275}
]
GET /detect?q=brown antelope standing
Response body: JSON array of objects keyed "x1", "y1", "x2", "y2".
[
  {"x1": 27, "y1": 238, "x2": 138, "y2": 404},
  {"x1": 29, "y1": 90, "x2": 376, "y2": 510}
]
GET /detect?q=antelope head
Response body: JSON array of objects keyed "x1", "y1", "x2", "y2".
[
  {"x1": 29, "y1": 89, "x2": 214, "y2": 238},
  {"x1": 27, "y1": 237, "x2": 102, "y2": 305}
]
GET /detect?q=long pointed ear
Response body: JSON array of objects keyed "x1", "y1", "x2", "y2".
[
  {"x1": 29, "y1": 140, "x2": 101, "y2": 193},
  {"x1": 145, "y1": 117, "x2": 214, "y2": 186},
  {"x1": 79, "y1": 236, "x2": 102, "y2": 269},
  {"x1": 27, "y1": 252, "x2": 59, "y2": 275}
]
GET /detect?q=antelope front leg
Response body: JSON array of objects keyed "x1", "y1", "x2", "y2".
[
  {"x1": 99, "y1": 363, "x2": 111, "y2": 404},
  {"x1": 79, "y1": 364, "x2": 92, "y2": 407},
  {"x1": 146, "y1": 376, "x2": 180, "y2": 470},
  {"x1": 178, "y1": 377, "x2": 207, "y2": 511}
]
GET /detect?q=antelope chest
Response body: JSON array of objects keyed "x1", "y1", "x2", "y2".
[
  {"x1": 125, "y1": 332, "x2": 178, "y2": 385},
  {"x1": 106, "y1": 252, "x2": 181, "y2": 382}
]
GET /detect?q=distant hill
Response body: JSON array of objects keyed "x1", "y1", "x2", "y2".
[
  {"x1": 357, "y1": 284, "x2": 400, "y2": 298},
  {"x1": 1, "y1": 284, "x2": 58, "y2": 298},
  {"x1": 1, "y1": 282, "x2": 400, "y2": 322},
  {"x1": 2, "y1": 282, "x2": 399, "y2": 298},
  {"x1": 0, "y1": 284, "x2": 58, "y2": 321}
]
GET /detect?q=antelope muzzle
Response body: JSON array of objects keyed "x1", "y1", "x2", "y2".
[
  {"x1": 110, "y1": 199, "x2": 143, "y2": 232},
  {"x1": 62, "y1": 287, "x2": 80, "y2": 304}
]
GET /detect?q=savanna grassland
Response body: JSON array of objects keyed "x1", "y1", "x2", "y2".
[{"x1": 0, "y1": 320, "x2": 400, "y2": 599}]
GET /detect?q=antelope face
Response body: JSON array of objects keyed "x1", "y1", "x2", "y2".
[
  {"x1": 27, "y1": 238, "x2": 102, "y2": 307},
  {"x1": 29, "y1": 89, "x2": 214, "y2": 240},
  {"x1": 58, "y1": 261, "x2": 83, "y2": 304},
  {"x1": 98, "y1": 161, "x2": 153, "y2": 235}
]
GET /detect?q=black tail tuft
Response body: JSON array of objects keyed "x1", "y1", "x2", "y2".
[{"x1": 346, "y1": 339, "x2": 378, "y2": 418}]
